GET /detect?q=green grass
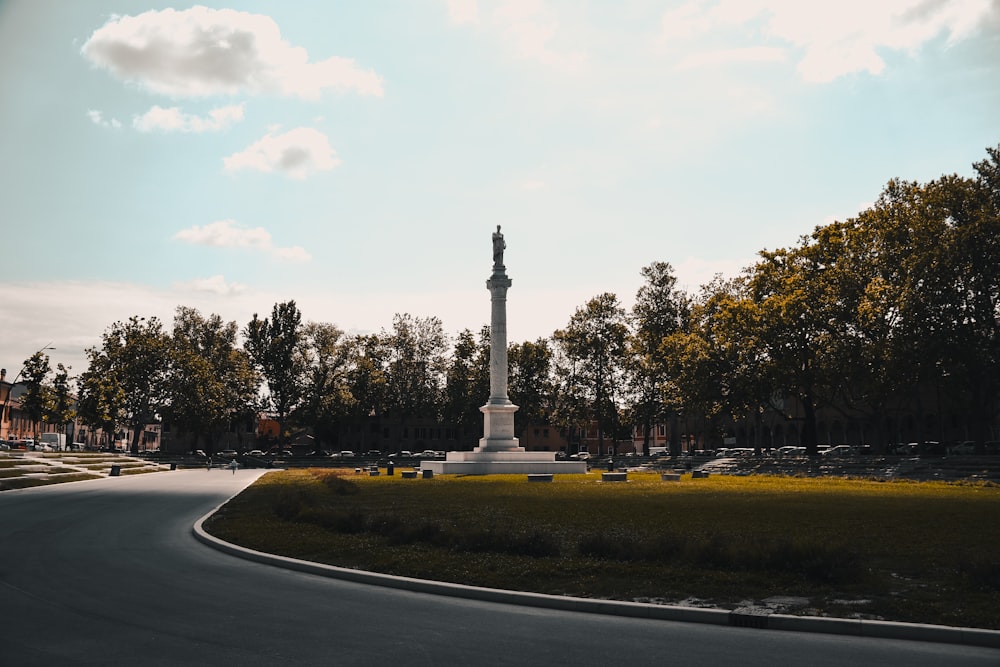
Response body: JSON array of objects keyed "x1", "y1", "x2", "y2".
[{"x1": 205, "y1": 470, "x2": 1000, "y2": 630}]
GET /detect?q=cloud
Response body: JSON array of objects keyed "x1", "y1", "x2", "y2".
[
  {"x1": 81, "y1": 6, "x2": 383, "y2": 99},
  {"x1": 133, "y1": 104, "x2": 245, "y2": 132},
  {"x1": 520, "y1": 179, "x2": 546, "y2": 191},
  {"x1": 661, "y1": 0, "x2": 998, "y2": 82},
  {"x1": 173, "y1": 275, "x2": 247, "y2": 295},
  {"x1": 87, "y1": 109, "x2": 121, "y2": 129},
  {"x1": 449, "y1": 0, "x2": 586, "y2": 71},
  {"x1": 446, "y1": 0, "x2": 480, "y2": 25},
  {"x1": 223, "y1": 127, "x2": 340, "y2": 179},
  {"x1": 173, "y1": 219, "x2": 314, "y2": 262},
  {"x1": 674, "y1": 46, "x2": 786, "y2": 71}
]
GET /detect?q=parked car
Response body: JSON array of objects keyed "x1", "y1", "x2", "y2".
[
  {"x1": 218, "y1": 449, "x2": 238, "y2": 458},
  {"x1": 364, "y1": 450, "x2": 382, "y2": 458},
  {"x1": 821, "y1": 445, "x2": 854, "y2": 457},
  {"x1": 330, "y1": 450, "x2": 355, "y2": 460},
  {"x1": 570, "y1": 452, "x2": 591, "y2": 460},
  {"x1": 948, "y1": 441, "x2": 976, "y2": 455},
  {"x1": 388, "y1": 451, "x2": 413, "y2": 459}
]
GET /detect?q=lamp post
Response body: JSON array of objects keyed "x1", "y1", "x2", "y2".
[{"x1": 2, "y1": 343, "x2": 55, "y2": 442}]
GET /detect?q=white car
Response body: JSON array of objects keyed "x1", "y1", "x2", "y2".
[{"x1": 570, "y1": 452, "x2": 591, "y2": 460}]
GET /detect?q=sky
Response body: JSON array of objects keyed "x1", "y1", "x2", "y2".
[{"x1": 1, "y1": 0, "x2": 999, "y2": 379}]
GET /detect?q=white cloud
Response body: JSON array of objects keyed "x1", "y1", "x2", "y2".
[
  {"x1": 174, "y1": 219, "x2": 314, "y2": 262},
  {"x1": 86, "y1": 109, "x2": 121, "y2": 129},
  {"x1": 674, "y1": 46, "x2": 786, "y2": 71},
  {"x1": 173, "y1": 275, "x2": 247, "y2": 295},
  {"x1": 81, "y1": 6, "x2": 383, "y2": 99},
  {"x1": 520, "y1": 179, "x2": 546, "y2": 191},
  {"x1": 661, "y1": 0, "x2": 999, "y2": 82},
  {"x1": 447, "y1": 0, "x2": 480, "y2": 25},
  {"x1": 449, "y1": 0, "x2": 586, "y2": 71},
  {"x1": 133, "y1": 104, "x2": 245, "y2": 132},
  {"x1": 223, "y1": 127, "x2": 340, "y2": 179}
]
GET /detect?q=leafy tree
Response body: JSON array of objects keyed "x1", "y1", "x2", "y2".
[
  {"x1": 244, "y1": 301, "x2": 306, "y2": 447},
  {"x1": 19, "y1": 351, "x2": 51, "y2": 444},
  {"x1": 48, "y1": 363, "x2": 76, "y2": 439},
  {"x1": 298, "y1": 321, "x2": 354, "y2": 451},
  {"x1": 86, "y1": 316, "x2": 170, "y2": 454},
  {"x1": 630, "y1": 261, "x2": 690, "y2": 455},
  {"x1": 508, "y1": 338, "x2": 554, "y2": 438},
  {"x1": 343, "y1": 333, "x2": 389, "y2": 443},
  {"x1": 166, "y1": 307, "x2": 259, "y2": 454},
  {"x1": 660, "y1": 276, "x2": 770, "y2": 452},
  {"x1": 890, "y1": 161, "x2": 1000, "y2": 450},
  {"x1": 553, "y1": 293, "x2": 630, "y2": 455},
  {"x1": 383, "y1": 313, "x2": 447, "y2": 424},
  {"x1": 76, "y1": 350, "x2": 125, "y2": 450},
  {"x1": 443, "y1": 327, "x2": 490, "y2": 443},
  {"x1": 744, "y1": 237, "x2": 848, "y2": 455}
]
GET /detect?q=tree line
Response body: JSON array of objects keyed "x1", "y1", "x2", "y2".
[{"x1": 16, "y1": 145, "x2": 999, "y2": 456}]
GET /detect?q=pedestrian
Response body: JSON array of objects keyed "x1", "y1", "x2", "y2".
[
  {"x1": 229, "y1": 458, "x2": 238, "y2": 475},
  {"x1": 207, "y1": 456, "x2": 212, "y2": 471}
]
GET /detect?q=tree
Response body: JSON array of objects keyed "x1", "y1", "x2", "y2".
[
  {"x1": 443, "y1": 327, "x2": 490, "y2": 444},
  {"x1": 48, "y1": 364, "x2": 76, "y2": 440},
  {"x1": 508, "y1": 338, "x2": 554, "y2": 438},
  {"x1": 19, "y1": 351, "x2": 51, "y2": 445},
  {"x1": 630, "y1": 262, "x2": 690, "y2": 455},
  {"x1": 77, "y1": 349, "x2": 125, "y2": 450},
  {"x1": 383, "y1": 313, "x2": 447, "y2": 425},
  {"x1": 553, "y1": 293, "x2": 630, "y2": 455},
  {"x1": 298, "y1": 321, "x2": 353, "y2": 451},
  {"x1": 166, "y1": 307, "x2": 259, "y2": 454},
  {"x1": 343, "y1": 333, "x2": 389, "y2": 439},
  {"x1": 662, "y1": 275, "x2": 766, "y2": 450},
  {"x1": 244, "y1": 301, "x2": 306, "y2": 447},
  {"x1": 93, "y1": 316, "x2": 171, "y2": 454}
]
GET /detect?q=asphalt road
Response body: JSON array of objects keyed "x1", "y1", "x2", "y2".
[{"x1": 1, "y1": 470, "x2": 997, "y2": 666}]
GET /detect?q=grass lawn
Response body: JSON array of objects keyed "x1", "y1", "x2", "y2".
[{"x1": 204, "y1": 469, "x2": 1000, "y2": 630}]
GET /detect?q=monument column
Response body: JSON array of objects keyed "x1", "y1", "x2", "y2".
[{"x1": 477, "y1": 226, "x2": 521, "y2": 452}]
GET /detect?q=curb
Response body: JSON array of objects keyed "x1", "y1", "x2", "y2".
[{"x1": 192, "y1": 507, "x2": 1000, "y2": 649}]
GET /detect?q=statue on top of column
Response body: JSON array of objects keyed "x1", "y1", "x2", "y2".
[{"x1": 492, "y1": 225, "x2": 505, "y2": 266}]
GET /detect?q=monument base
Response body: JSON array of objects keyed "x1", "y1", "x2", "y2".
[{"x1": 420, "y1": 450, "x2": 587, "y2": 475}]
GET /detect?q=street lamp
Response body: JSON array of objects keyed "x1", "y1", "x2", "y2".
[{"x1": 2, "y1": 343, "x2": 55, "y2": 442}]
